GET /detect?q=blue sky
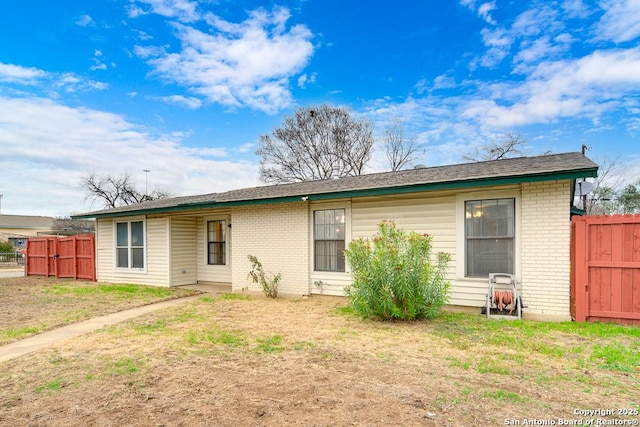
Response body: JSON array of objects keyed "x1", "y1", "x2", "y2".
[{"x1": 1, "y1": 0, "x2": 639, "y2": 216}]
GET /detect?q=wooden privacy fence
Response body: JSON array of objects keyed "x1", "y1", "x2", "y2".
[
  {"x1": 571, "y1": 214, "x2": 640, "y2": 325},
  {"x1": 26, "y1": 235, "x2": 96, "y2": 281}
]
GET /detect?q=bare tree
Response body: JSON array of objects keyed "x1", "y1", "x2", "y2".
[
  {"x1": 463, "y1": 132, "x2": 528, "y2": 162},
  {"x1": 80, "y1": 172, "x2": 172, "y2": 209},
  {"x1": 52, "y1": 217, "x2": 95, "y2": 235},
  {"x1": 256, "y1": 104, "x2": 375, "y2": 183},
  {"x1": 382, "y1": 117, "x2": 424, "y2": 171},
  {"x1": 579, "y1": 153, "x2": 626, "y2": 214}
]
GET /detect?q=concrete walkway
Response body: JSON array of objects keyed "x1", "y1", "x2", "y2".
[
  {"x1": 0, "y1": 268, "x2": 25, "y2": 279},
  {"x1": 0, "y1": 285, "x2": 229, "y2": 364}
]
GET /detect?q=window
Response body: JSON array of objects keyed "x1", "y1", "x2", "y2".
[
  {"x1": 465, "y1": 198, "x2": 514, "y2": 277},
  {"x1": 115, "y1": 220, "x2": 145, "y2": 269},
  {"x1": 207, "y1": 220, "x2": 226, "y2": 265},
  {"x1": 314, "y1": 209, "x2": 345, "y2": 272}
]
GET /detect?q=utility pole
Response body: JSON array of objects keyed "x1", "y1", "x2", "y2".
[
  {"x1": 0, "y1": 193, "x2": 3, "y2": 214},
  {"x1": 143, "y1": 170, "x2": 150, "y2": 197}
]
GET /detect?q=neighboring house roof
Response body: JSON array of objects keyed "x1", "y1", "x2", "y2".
[
  {"x1": 74, "y1": 152, "x2": 598, "y2": 219},
  {"x1": 0, "y1": 214, "x2": 55, "y2": 230}
]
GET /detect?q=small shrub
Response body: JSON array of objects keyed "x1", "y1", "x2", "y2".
[
  {"x1": 247, "y1": 255, "x2": 281, "y2": 298},
  {"x1": 0, "y1": 240, "x2": 14, "y2": 253},
  {"x1": 344, "y1": 221, "x2": 451, "y2": 320}
]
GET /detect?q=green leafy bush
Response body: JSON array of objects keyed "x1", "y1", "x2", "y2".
[
  {"x1": 344, "y1": 221, "x2": 451, "y2": 320},
  {"x1": 0, "y1": 241, "x2": 14, "y2": 253},
  {"x1": 247, "y1": 255, "x2": 281, "y2": 298}
]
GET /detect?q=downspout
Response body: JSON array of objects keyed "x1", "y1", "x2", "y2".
[{"x1": 302, "y1": 196, "x2": 312, "y2": 296}]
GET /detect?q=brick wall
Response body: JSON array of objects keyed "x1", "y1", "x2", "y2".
[
  {"x1": 520, "y1": 180, "x2": 572, "y2": 319},
  {"x1": 231, "y1": 203, "x2": 310, "y2": 296}
]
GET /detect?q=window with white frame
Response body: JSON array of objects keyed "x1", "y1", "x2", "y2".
[
  {"x1": 465, "y1": 198, "x2": 514, "y2": 277},
  {"x1": 207, "y1": 220, "x2": 226, "y2": 265},
  {"x1": 115, "y1": 220, "x2": 145, "y2": 269},
  {"x1": 314, "y1": 208, "x2": 345, "y2": 272}
]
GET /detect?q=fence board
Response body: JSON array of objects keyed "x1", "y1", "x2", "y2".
[
  {"x1": 25, "y1": 238, "x2": 52, "y2": 277},
  {"x1": 572, "y1": 214, "x2": 640, "y2": 325},
  {"x1": 634, "y1": 270, "x2": 640, "y2": 315},
  {"x1": 26, "y1": 235, "x2": 95, "y2": 281}
]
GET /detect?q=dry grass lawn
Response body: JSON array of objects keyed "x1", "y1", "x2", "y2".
[
  {"x1": 0, "y1": 276, "x2": 639, "y2": 426},
  {"x1": 0, "y1": 276, "x2": 198, "y2": 346}
]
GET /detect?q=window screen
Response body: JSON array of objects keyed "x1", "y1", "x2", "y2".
[
  {"x1": 314, "y1": 209, "x2": 345, "y2": 272},
  {"x1": 465, "y1": 199, "x2": 514, "y2": 277}
]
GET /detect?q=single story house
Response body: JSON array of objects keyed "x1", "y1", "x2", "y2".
[
  {"x1": 0, "y1": 214, "x2": 56, "y2": 248},
  {"x1": 74, "y1": 152, "x2": 598, "y2": 321}
]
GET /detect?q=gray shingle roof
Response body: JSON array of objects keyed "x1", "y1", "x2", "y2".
[
  {"x1": 0, "y1": 215, "x2": 55, "y2": 229},
  {"x1": 74, "y1": 152, "x2": 598, "y2": 218}
]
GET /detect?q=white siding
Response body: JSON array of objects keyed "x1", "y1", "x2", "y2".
[
  {"x1": 95, "y1": 218, "x2": 112, "y2": 283},
  {"x1": 170, "y1": 217, "x2": 197, "y2": 286},
  {"x1": 196, "y1": 213, "x2": 232, "y2": 284},
  {"x1": 351, "y1": 193, "x2": 456, "y2": 249},
  {"x1": 350, "y1": 192, "x2": 461, "y2": 300},
  {"x1": 144, "y1": 217, "x2": 171, "y2": 286},
  {"x1": 231, "y1": 203, "x2": 309, "y2": 296},
  {"x1": 95, "y1": 216, "x2": 170, "y2": 286}
]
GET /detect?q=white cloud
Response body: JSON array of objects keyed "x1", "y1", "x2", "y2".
[
  {"x1": 432, "y1": 74, "x2": 457, "y2": 90},
  {"x1": 561, "y1": 0, "x2": 592, "y2": 18},
  {"x1": 0, "y1": 96, "x2": 258, "y2": 216},
  {"x1": 368, "y1": 38, "x2": 640, "y2": 165},
  {"x1": 48, "y1": 73, "x2": 108, "y2": 93},
  {"x1": 159, "y1": 94, "x2": 202, "y2": 109},
  {"x1": 188, "y1": 147, "x2": 228, "y2": 157},
  {"x1": 133, "y1": 29, "x2": 153, "y2": 41},
  {"x1": 477, "y1": 2, "x2": 497, "y2": 25},
  {"x1": 513, "y1": 34, "x2": 573, "y2": 73},
  {"x1": 130, "y1": 0, "x2": 200, "y2": 23},
  {"x1": 127, "y1": 5, "x2": 147, "y2": 19},
  {"x1": 86, "y1": 80, "x2": 109, "y2": 91},
  {"x1": 237, "y1": 143, "x2": 254, "y2": 154},
  {"x1": 88, "y1": 50, "x2": 114, "y2": 72},
  {"x1": 75, "y1": 14, "x2": 94, "y2": 27},
  {"x1": 462, "y1": 47, "x2": 640, "y2": 129},
  {"x1": 476, "y1": 5, "x2": 567, "y2": 69},
  {"x1": 511, "y1": 7, "x2": 561, "y2": 38},
  {"x1": 136, "y1": 7, "x2": 314, "y2": 114},
  {"x1": 515, "y1": 36, "x2": 554, "y2": 65},
  {"x1": 0, "y1": 63, "x2": 107, "y2": 94},
  {"x1": 297, "y1": 72, "x2": 316, "y2": 88},
  {"x1": 0, "y1": 62, "x2": 47, "y2": 84},
  {"x1": 479, "y1": 27, "x2": 512, "y2": 67},
  {"x1": 595, "y1": 0, "x2": 640, "y2": 43},
  {"x1": 460, "y1": 0, "x2": 497, "y2": 25}
]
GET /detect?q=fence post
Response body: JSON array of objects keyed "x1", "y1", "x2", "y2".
[
  {"x1": 573, "y1": 216, "x2": 588, "y2": 322},
  {"x1": 45, "y1": 238, "x2": 50, "y2": 277},
  {"x1": 25, "y1": 242, "x2": 30, "y2": 275},
  {"x1": 51, "y1": 237, "x2": 57, "y2": 277},
  {"x1": 73, "y1": 236, "x2": 78, "y2": 280}
]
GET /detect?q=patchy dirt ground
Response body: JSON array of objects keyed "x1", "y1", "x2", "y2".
[{"x1": 0, "y1": 276, "x2": 638, "y2": 426}]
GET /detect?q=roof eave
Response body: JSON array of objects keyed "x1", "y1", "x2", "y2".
[{"x1": 73, "y1": 167, "x2": 598, "y2": 219}]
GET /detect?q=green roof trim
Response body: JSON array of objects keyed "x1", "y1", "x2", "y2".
[
  {"x1": 570, "y1": 206, "x2": 587, "y2": 216},
  {"x1": 73, "y1": 167, "x2": 597, "y2": 219}
]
